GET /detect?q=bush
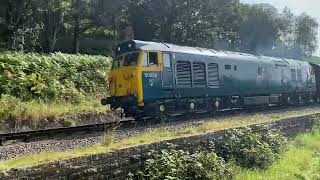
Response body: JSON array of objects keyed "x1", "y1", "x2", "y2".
[
  {"x1": 128, "y1": 145, "x2": 233, "y2": 180},
  {"x1": 218, "y1": 126, "x2": 288, "y2": 169},
  {"x1": 0, "y1": 51, "x2": 111, "y2": 103}
]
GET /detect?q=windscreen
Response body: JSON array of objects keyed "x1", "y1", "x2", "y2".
[{"x1": 112, "y1": 52, "x2": 139, "y2": 69}]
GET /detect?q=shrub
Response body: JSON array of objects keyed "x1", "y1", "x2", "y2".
[
  {"x1": 218, "y1": 126, "x2": 288, "y2": 169},
  {"x1": 128, "y1": 145, "x2": 233, "y2": 180},
  {"x1": 0, "y1": 51, "x2": 111, "y2": 103}
]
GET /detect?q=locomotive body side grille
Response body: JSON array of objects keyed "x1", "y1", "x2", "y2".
[
  {"x1": 176, "y1": 61, "x2": 192, "y2": 87},
  {"x1": 192, "y1": 62, "x2": 206, "y2": 87},
  {"x1": 207, "y1": 63, "x2": 220, "y2": 88}
]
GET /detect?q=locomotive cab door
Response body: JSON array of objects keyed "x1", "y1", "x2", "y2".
[{"x1": 161, "y1": 53, "x2": 173, "y2": 88}]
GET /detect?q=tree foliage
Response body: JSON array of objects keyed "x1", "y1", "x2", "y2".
[{"x1": 0, "y1": 0, "x2": 318, "y2": 58}]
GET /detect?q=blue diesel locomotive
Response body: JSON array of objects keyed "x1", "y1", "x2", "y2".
[{"x1": 101, "y1": 40, "x2": 319, "y2": 119}]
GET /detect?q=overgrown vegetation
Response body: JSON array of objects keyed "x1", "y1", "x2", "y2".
[
  {"x1": 218, "y1": 126, "x2": 288, "y2": 169},
  {"x1": 234, "y1": 127, "x2": 320, "y2": 179},
  {"x1": 0, "y1": 51, "x2": 111, "y2": 102},
  {"x1": 128, "y1": 145, "x2": 232, "y2": 180},
  {"x1": 128, "y1": 126, "x2": 288, "y2": 180},
  {"x1": 0, "y1": 95, "x2": 106, "y2": 126},
  {"x1": 0, "y1": 51, "x2": 111, "y2": 123}
]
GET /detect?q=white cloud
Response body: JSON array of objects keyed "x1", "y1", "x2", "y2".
[{"x1": 240, "y1": 0, "x2": 320, "y2": 56}]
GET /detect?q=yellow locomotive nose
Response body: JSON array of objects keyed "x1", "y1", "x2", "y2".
[{"x1": 109, "y1": 68, "x2": 137, "y2": 97}]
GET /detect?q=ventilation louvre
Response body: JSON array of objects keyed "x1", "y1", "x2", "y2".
[
  {"x1": 176, "y1": 61, "x2": 192, "y2": 87},
  {"x1": 193, "y1": 62, "x2": 206, "y2": 87},
  {"x1": 207, "y1": 63, "x2": 220, "y2": 88}
]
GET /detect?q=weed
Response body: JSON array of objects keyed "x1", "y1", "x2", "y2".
[
  {"x1": 62, "y1": 119, "x2": 77, "y2": 127},
  {"x1": 103, "y1": 125, "x2": 118, "y2": 147}
]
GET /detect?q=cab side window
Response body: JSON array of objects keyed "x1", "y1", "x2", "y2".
[
  {"x1": 142, "y1": 53, "x2": 148, "y2": 67},
  {"x1": 148, "y1": 52, "x2": 158, "y2": 66},
  {"x1": 142, "y1": 52, "x2": 158, "y2": 67},
  {"x1": 163, "y1": 53, "x2": 171, "y2": 68}
]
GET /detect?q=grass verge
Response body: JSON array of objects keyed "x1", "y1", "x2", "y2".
[
  {"x1": 0, "y1": 96, "x2": 108, "y2": 125},
  {"x1": 234, "y1": 128, "x2": 320, "y2": 180},
  {"x1": 0, "y1": 108, "x2": 319, "y2": 171}
]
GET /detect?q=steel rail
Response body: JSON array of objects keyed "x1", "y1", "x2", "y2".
[{"x1": 0, "y1": 119, "x2": 136, "y2": 146}]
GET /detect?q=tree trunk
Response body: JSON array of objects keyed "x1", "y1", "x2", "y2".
[
  {"x1": 73, "y1": 15, "x2": 80, "y2": 54},
  {"x1": 44, "y1": 11, "x2": 61, "y2": 53},
  {"x1": 72, "y1": 0, "x2": 80, "y2": 54}
]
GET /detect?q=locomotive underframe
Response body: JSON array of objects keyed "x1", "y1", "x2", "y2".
[{"x1": 104, "y1": 91, "x2": 316, "y2": 120}]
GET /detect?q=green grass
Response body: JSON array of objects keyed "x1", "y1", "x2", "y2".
[
  {"x1": 234, "y1": 129, "x2": 320, "y2": 180},
  {"x1": 0, "y1": 96, "x2": 109, "y2": 125},
  {"x1": 0, "y1": 109, "x2": 320, "y2": 171}
]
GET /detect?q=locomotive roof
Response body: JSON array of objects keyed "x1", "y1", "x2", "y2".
[{"x1": 115, "y1": 40, "x2": 305, "y2": 66}]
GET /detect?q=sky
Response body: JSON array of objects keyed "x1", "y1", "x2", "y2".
[{"x1": 240, "y1": 0, "x2": 320, "y2": 56}]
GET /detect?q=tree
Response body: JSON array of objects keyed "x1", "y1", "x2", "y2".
[
  {"x1": 71, "y1": 0, "x2": 95, "y2": 54},
  {"x1": 40, "y1": 0, "x2": 71, "y2": 53},
  {"x1": 91, "y1": 0, "x2": 127, "y2": 43},
  {"x1": 206, "y1": 0, "x2": 242, "y2": 50},
  {"x1": 72, "y1": 0, "x2": 81, "y2": 54},
  {"x1": 0, "y1": 0, "x2": 318, "y2": 58},
  {"x1": 128, "y1": 0, "x2": 242, "y2": 49},
  {"x1": 0, "y1": 0, "x2": 44, "y2": 51},
  {"x1": 278, "y1": 7, "x2": 295, "y2": 48},
  {"x1": 294, "y1": 13, "x2": 318, "y2": 58},
  {"x1": 1, "y1": 0, "x2": 26, "y2": 49},
  {"x1": 238, "y1": 4, "x2": 281, "y2": 54}
]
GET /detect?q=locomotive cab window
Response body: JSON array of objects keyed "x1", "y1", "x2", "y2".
[
  {"x1": 142, "y1": 52, "x2": 158, "y2": 67},
  {"x1": 112, "y1": 56, "x2": 123, "y2": 69},
  {"x1": 142, "y1": 53, "x2": 148, "y2": 67},
  {"x1": 149, "y1": 52, "x2": 158, "y2": 66},
  {"x1": 163, "y1": 53, "x2": 171, "y2": 68},
  {"x1": 225, "y1": 65, "x2": 231, "y2": 70},
  {"x1": 123, "y1": 52, "x2": 139, "y2": 66},
  {"x1": 112, "y1": 52, "x2": 138, "y2": 69}
]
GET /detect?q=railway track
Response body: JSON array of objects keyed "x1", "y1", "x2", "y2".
[
  {"x1": 0, "y1": 119, "x2": 136, "y2": 146},
  {"x1": 1, "y1": 104, "x2": 319, "y2": 146}
]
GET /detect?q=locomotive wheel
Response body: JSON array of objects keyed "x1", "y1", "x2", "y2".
[
  {"x1": 159, "y1": 113, "x2": 168, "y2": 123},
  {"x1": 158, "y1": 103, "x2": 169, "y2": 122}
]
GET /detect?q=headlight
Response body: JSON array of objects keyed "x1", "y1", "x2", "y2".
[{"x1": 131, "y1": 72, "x2": 136, "y2": 77}]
